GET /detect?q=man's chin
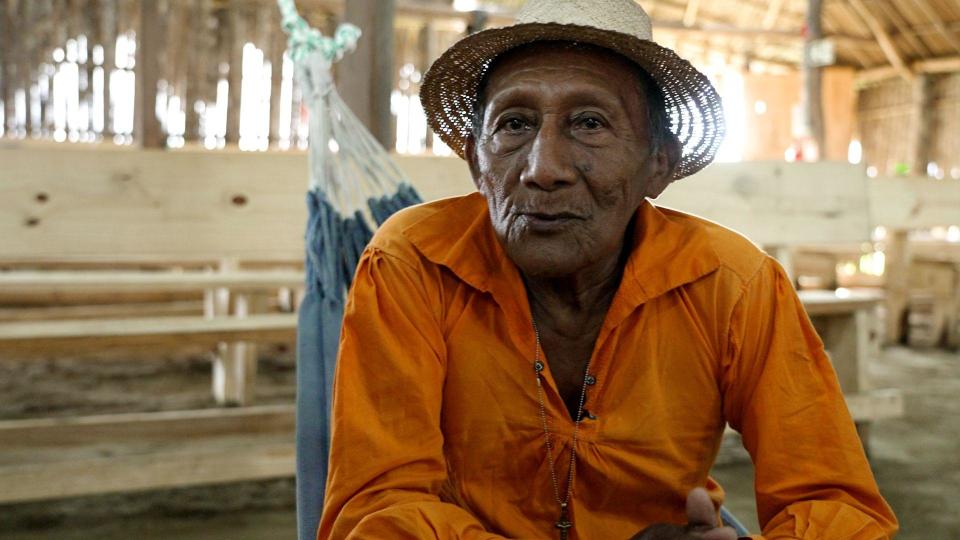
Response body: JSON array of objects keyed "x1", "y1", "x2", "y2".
[{"x1": 507, "y1": 248, "x2": 587, "y2": 280}]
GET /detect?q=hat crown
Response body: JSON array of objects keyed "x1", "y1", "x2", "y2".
[{"x1": 515, "y1": 0, "x2": 652, "y2": 40}]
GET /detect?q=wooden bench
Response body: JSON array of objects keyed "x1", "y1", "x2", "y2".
[
  {"x1": 800, "y1": 288, "x2": 904, "y2": 450},
  {"x1": 0, "y1": 405, "x2": 295, "y2": 503},
  {"x1": 0, "y1": 145, "x2": 915, "y2": 504}
]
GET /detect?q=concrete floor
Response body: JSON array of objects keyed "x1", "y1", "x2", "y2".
[{"x1": 3, "y1": 346, "x2": 958, "y2": 538}]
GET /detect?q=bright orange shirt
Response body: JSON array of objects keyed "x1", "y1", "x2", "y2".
[{"x1": 318, "y1": 193, "x2": 898, "y2": 539}]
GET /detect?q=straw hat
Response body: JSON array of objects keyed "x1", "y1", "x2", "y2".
[{"x1": 420, "y1": 0, "x2": 725, "y2": 180}]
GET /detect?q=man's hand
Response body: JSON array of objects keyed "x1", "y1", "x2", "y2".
[{"x1": 629, "y1": 488, "x2": 739, "y2": 540}]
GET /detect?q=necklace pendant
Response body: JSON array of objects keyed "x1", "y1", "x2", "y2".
[{"x1": 555, "y1": 505, "x2": 572, "y2": 540}]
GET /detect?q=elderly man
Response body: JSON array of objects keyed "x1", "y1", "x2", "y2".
[{"x1": 318, "y1": 0, "x2": 898, "y2": 538}]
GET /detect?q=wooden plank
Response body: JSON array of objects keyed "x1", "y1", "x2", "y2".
[
  {"x1": 869, "y1": 175, "x2": 960, "y2": 230},
  {"x1": 0, "y1": 438, "x2": 294, "y2": 503},
  {"x1": 0, "y1": 405, "x2": 294, "y2": 447},
  {"x1": 657, "y1": 161, "x2": 872, "y2": 246},
  {"x1": 800, "y1": 289, "x2": 884, "y2": 316},
  {"x1": 2, "y1": 147, "x2": 913, "y2": 262},
  {"x1": 0, "y1": 313, "x2": 298, "y2": 355},
  {"x1": 0, "y1": 146, "x2": 313, "y2": 262},
  {"x1": 0, "y1": 300, "x2": 204, "y2": 322},
  {"x1": 0, "y1": 270, "x2": 305, "y2": 294}
]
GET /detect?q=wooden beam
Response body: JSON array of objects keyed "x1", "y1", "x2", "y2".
[
  {"x1": 848, "y1": 0, "x2": 913, "y2": 81},
  {"x1": 856, "y1": 55, "x2": 960, "y2": 86}
]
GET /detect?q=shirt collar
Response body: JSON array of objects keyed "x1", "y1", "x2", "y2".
[{"x1": 402, "y1": 192, "x2": 721, "y2": 325}]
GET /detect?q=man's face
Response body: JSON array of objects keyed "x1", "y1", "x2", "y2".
[{"x1": 467, "y1": 43, "x2": 674, "y2": 279}]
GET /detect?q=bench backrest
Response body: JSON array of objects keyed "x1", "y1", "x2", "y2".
[{"x1": 13, "y1": 144, "x2": 956, "y2": 266}]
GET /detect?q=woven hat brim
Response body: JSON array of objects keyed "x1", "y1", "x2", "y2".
[{"x1": 420, "y1": 22, "x2": 726, "y2": 180}]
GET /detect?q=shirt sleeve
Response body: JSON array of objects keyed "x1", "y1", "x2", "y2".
[
  {"x1": 317, "y1": 247, "x2": 505, "y2": 540},
  {"x1": 720, "y1": 257, "x2": 898, "y2": 539}
]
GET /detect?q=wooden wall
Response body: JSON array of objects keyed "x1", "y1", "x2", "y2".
[
  {"x1": 740, "y1": 67, "x2": 857, "y2": 162},
  {"x1": 858, "y1": 72, "x2": 960, "y2": 178}
]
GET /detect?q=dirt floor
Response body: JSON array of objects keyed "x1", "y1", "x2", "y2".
[{"x1": 1, "y1": 346, "x2": 957, "y2": 539}]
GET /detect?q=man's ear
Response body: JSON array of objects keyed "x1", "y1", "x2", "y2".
[
  {"x1": 645, "y1": 133, "x2": 681, "y2": 199},
  {"x1": 464, "y1": 135, "x2": 482, "y2": 189}
]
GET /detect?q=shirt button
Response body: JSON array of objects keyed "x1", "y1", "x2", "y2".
[{"x1": 584, "y1": 374, "x2": 597, "y2": 386}]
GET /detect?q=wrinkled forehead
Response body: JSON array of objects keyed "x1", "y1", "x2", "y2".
[{"x1": 477, "y1": 41, "x2": 650, "y2": 108}]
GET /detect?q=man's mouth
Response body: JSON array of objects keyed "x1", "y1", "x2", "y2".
[{"x1": 517, "y1": 211, "x2": 584, "y2": 231}]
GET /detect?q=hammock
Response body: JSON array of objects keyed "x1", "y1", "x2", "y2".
[{"x1": 277, "y1": 2, "x2": 423, "y2": 538}]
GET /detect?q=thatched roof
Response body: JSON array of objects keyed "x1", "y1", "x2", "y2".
[{"x1": 447, "y1": 0, "x2": 960, "y2": 77}]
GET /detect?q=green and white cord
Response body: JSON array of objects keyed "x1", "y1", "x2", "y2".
[{"x1": 277, "y1": 0, "x2": 361, "y2": 63}]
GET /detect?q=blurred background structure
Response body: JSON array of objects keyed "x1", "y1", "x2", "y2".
[{"x1": 0, "y1": 1, "x2": 959, "y2": 538}]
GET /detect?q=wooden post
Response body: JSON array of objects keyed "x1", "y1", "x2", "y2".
[
  {"x1": 135, "y1": 0, "x2": 164, "y2": 148},
  {"x1": 802, "y1": 0, "x2": 824, "y2": 159},
  {"x1": 267, "y1": 7, "x2": 285, "y2": 147},
  {"x1": 340, "y1": 0, "x2": 396, "y2": 149},
  {"x1": 23, "y1": 0, "x2": 39, "y2": 137},
  {"x1": 184, "y1": 0, "x2": 210, "y2": 143},
  {"x1": 908, "y1": 74, "x2": 932, "y2": 176},
  {"x1": 167, "y1": 0, "x2": 192, "y2": 143},
  {"x1": 224, "y1": 0, "x2": 244, "y2": 146},
  {"x1": 418, "y1": 21, "x2": 436, "y2": 151},
  {"x1": 99, "y1": 0, "x2": 115, "y2": 137},
  {"x1": 884, "y1": 230, "x2": 911, "y2": 344},
  {"x1": 0, "y1": 0, "x2": 13, "y2": 135}
]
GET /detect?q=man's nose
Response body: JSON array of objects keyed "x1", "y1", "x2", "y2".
[{"x1": 519, "y1": 121, "x2": 577, "y2": 191}]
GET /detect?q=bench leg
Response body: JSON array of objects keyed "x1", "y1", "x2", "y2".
[
  {"x1": 213, "y1": 341, "x2": 258, "y2": 406},
  {"x1": 205, "y1": 287, "x2": 259, "y2": 406}
]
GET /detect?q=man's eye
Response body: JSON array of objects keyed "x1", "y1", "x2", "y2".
[
  {"x1": 501, "y1": 117, "x2": 529, "y2": 132},
  {"x1": 577, "y1": 117, "x2": 604, "y2": 130}
]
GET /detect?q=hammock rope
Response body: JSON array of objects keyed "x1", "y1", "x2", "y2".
[{"x1": 278, "y1": 2, "x2": 424, "y2": 538}]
